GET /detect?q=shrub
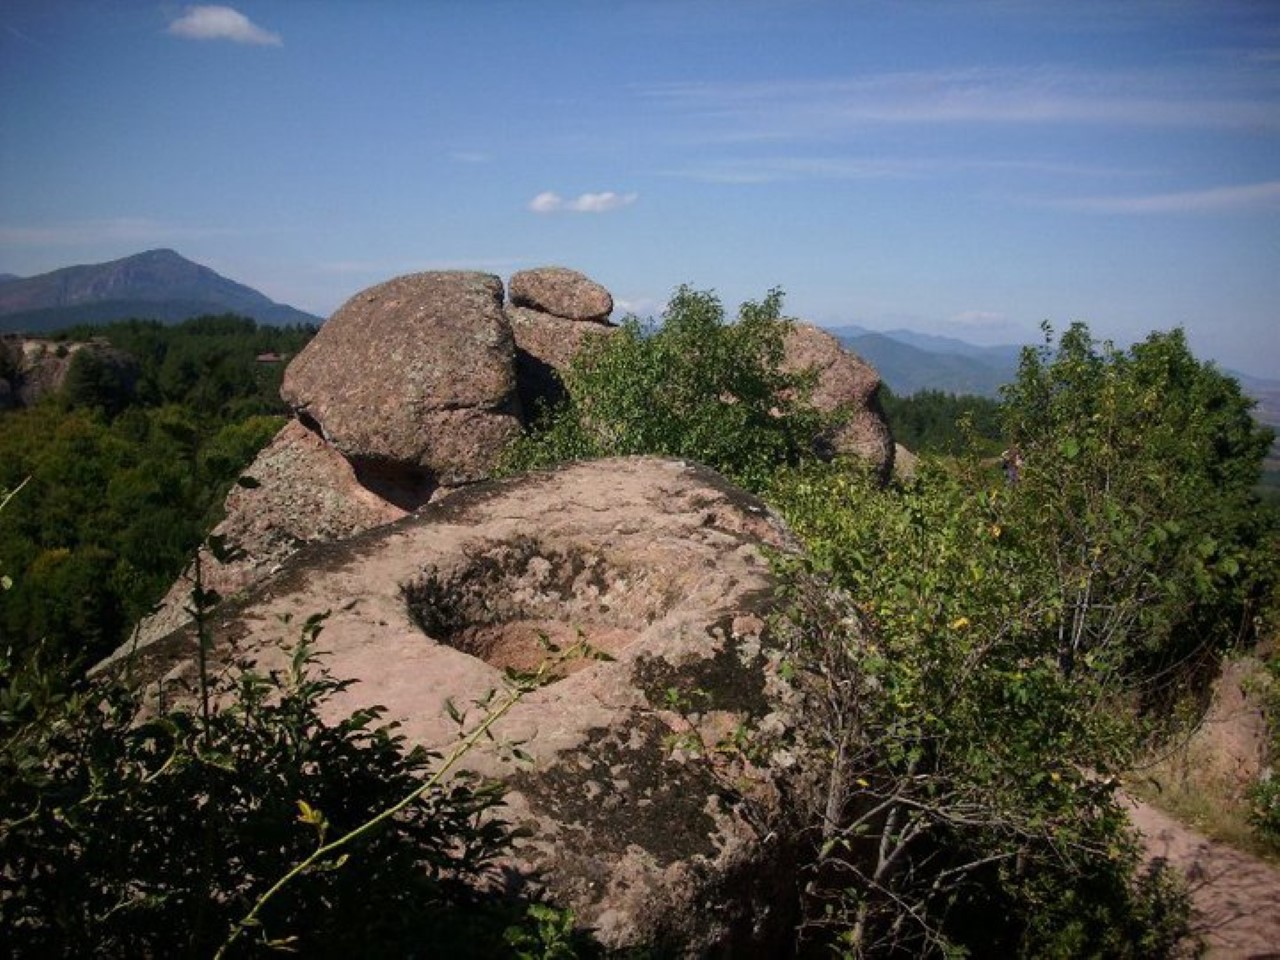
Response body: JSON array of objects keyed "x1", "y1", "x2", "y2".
[
  {"x1": 503, "y1": 285, "x2": 828, "y2": 493},
  {"x1": 0, "y1": 616, "x2": 547, "y2": 958},
  {"x1": 767, "y1": 461, "x2": 1195, "y2": 956}
]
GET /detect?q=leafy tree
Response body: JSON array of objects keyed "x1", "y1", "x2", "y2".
[
  {"x1": 999, "y1": 323, "x2": 1275, "y2": 693},
  {"x1": 768, "y1": 462, "x2": 1191, "y2": 957},
  {"x1": 504, "y1": 286, "x2": 827, "y2": 493},
  {"x1": 880, "y1": 387, "x2": 1001, "y2": 456}
]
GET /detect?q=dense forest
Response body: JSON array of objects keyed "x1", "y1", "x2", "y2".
[
  {"x1": 2, "y1": 301, "x2": 1277, "y2": 956},
  {"x1": 0, "y1": 316, "x2": 315, "y2": 670}
]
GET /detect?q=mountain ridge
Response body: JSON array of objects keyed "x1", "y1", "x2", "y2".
[{"x1": 0, "y1": 249, "x2": 321, "y2": 331}]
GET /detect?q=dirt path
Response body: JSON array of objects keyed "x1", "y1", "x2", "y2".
[{"x1": 1124, "y1": 794, "x2": 1280, "y2": 958}]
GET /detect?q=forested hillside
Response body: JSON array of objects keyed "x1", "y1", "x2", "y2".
[{"x1": 0, "y1": 316, "x2": 315, "y2": 670}]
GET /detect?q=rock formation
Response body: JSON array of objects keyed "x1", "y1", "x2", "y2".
[
  {"x1": 104, "y1": 456, "x2": 815, "y2": 955},
  {"x1": 134, "y1": 420, "x2": 407, "y2": 645},
  {"x1": 0, "y1": 335, "x2": 138, "y2": 408},
  {"x1": 281, "y1": 271, "x2": 523, "y2": 501},
  {"x1": 782, "y1": 323, "x2": 895, "y2": 480},
  {"x1": 508, "y1": 266, "x2": 613, "y2": 322},
  {"x1": 125, "y1": 265, "x2": 895, "y2": 691},
  {"x1": 504, "y1": 268, "x2": 617, "y2": 413}
]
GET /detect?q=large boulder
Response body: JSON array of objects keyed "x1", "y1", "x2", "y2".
[
  {"x1": 783, "y1": 323, "x2": 895, "y2": 480},
  {"x1": 281, "y1": 271, "x2": 523, "y2": 493},
  {"x1": 505, "y1": 304, "x2": 617, "y2": 413},
  {"x1": 111, "y1": 419, "x2": 408, "y2": 655},
  {"x1": 509, "y1": 266, "x2": 613, "y2": 323},
  {"x1": 110, "y1": 457, "x2": 816, "y2": 955}
]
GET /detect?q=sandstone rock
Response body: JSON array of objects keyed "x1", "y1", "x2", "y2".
[
  {"x1": 782, "y1": 323, "x2": 894, "y2": 480},
  {"x1": 115, "y1": 419, "x2": 407, "y2": 654},
  {"x1": 110, "y1": 457, "x2": 813, "y2": 955},
  {"x1": 509, "y1": 267, "x2": 613, "y2": 323},
  {"x1": 281, "y1": 271, "x2": 523, "y2": 489},
  {"x1": 506, "y1": 304, "x2": 617, "y2": 413}
]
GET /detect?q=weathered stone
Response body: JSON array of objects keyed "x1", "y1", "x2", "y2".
[
  {"x1": 281, "y1": 271, "x2": 522, "y2": 487},
  {"x1": 893, "y1": 442, "x2": 919, "y2": 483},
  {"x1": 0, "y1": 337, "x2": 137, "y2": 408},
  {"x1": 114, "y1": 419, "x2": 407, "y2": 655},
  {"x1": 108, "y1": 457, "x2": 813, "y2": 955},
  {"x1": 505, "y1": 304, "x2": 617, "y2": 412},
  {"x1": 509, "y1": 267, "x2": 613, "y2": 323},
  {"x1": 782, "y1": 323, "x2": 895, "y2": 480}
]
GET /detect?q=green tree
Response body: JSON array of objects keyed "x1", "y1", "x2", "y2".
[
  {"x1": 504, "y1": 285, "x2": 827, "y2": 493},
  {"x1": 768, "y1": 462, "x2": 1190, "y2": 957},
  {"x1": 1000, "y1": 323, "x2": 1275, "y2": 690}
]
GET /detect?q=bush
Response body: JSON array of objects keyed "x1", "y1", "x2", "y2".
[
  {"x1": 0, "y1": 616, "x2": 549, "y2": 958},
  {"x1": 767, "y1": 461, "x2": 1193, "y2": 956},
  {"x1": 503, "y1": 285, "x2": 828, "y2": 493}
]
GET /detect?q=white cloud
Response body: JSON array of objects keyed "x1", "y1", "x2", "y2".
[
  {"x1": 528, "y1": 191, "x2": 564, "y2": 213},
  {"x1": 529, "y1": 190, "x2": 638, "y2": 214},
  {"x1": 1058, "y1": 180, "x2": 1280, "y2": 214},
  {"x1": 449, "y1": 151, "x2": 493, "y2": 164},
  {"x1": 168, "y1": 6, "x2": 282, "y2": 46}
]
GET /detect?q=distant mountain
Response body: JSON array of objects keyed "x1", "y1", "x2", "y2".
[
  {"x1": 835, "y1": 331, "x2": 1021, "y2": 397},
  {"x1": 0, "y1": 249, "x2": 321, "y2": 332},
  {"x1": 0, "y1": 273, "x2": 21, "y2": 284}
]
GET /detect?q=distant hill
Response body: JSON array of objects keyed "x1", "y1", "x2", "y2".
[
  {"x1": 831, "y1": 330, "x2": 1021, "y2": 397},
  {"x1": 0, "y1": 273, "x2": 21, "y2": 284},
  {"x1": 0, "y1": 249, "x2": 321, "y2": 332}
]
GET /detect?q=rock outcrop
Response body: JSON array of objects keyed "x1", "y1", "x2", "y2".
[
  {"x1": 504, "y1": 266, "x2": 618, "y2": 413},
  {"x1": 127, "y1": 266, "x2": 895, "y2": 691},
  {"x1": 132, "y1": 420, "x2": 407, "y2": 646},
  {"x1": 508, "y1": 266, "x2": 613, "y2": 322},
  {"x1": 106, "y1": 457, "x2": 815, "y2": 955},
  {"x1": 0, "y1": 335, "x2": 138, "y2": 408},
  {"x1": 281, "y1": 271, "x2": 523, "y2": 499},
  {"x1": 783, "y1": 323, "x2": 895, "y2": 480}
]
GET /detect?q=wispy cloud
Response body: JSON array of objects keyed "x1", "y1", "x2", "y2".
[
  {"x1": 449, "y1": 151, "x2": 493, "y2": 164},
  {"x1": 168, "y1": 6, "x2": 281, "y2": 46},
  {"x1": 639, "y1": 67, "x2": 1279, "y2": 139},
  {"x1": 528, "y1": 191, "x2": 638, "y2": 214},
  {"x1": 0, "y1": 218, "x2": 243, "y2": 247},
  {"x1": 661, "y1": 154, "x2": 1152, "y2": 185},
  {"x1": 1056, "y1": 180, "x2": 1280, "y2": 214}
]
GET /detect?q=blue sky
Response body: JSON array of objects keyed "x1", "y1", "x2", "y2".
[{"x1": 2, "y1": 1, "x2": 1277, "y2": 379}]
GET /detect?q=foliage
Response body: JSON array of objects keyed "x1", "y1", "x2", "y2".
[
  {"x1": 768, "y1": 462, "x2": 1193, "y2": 956},
  {"x1": 0, "y1": 314, "x2": 309, "y2": 671},
  {"x1": 880, "y1": 387, "x2": 1002, "y2": 457},
  {"x1": 503, "y1": 286, "x2": 828, "y2": 493},
  {"x1": 1247, "y1": 635, "x2": 1280, "y2": 847},
  {"x1": 999, "y1": 323, "x2": 1275, "y2": 697},
  {"x1": 0, "y1": 403, "x2": 282, "y2": 668},
  {"x1": 0, "y1": 613, "x2": 579, "y2": 959},
  {"x1": 56, "y1": 314, "x2": 315, "y2": 420}
]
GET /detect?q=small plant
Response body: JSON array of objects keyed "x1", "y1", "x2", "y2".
[{"x1": 0, "y1": 609, "x2": 590, "y2": 958}]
